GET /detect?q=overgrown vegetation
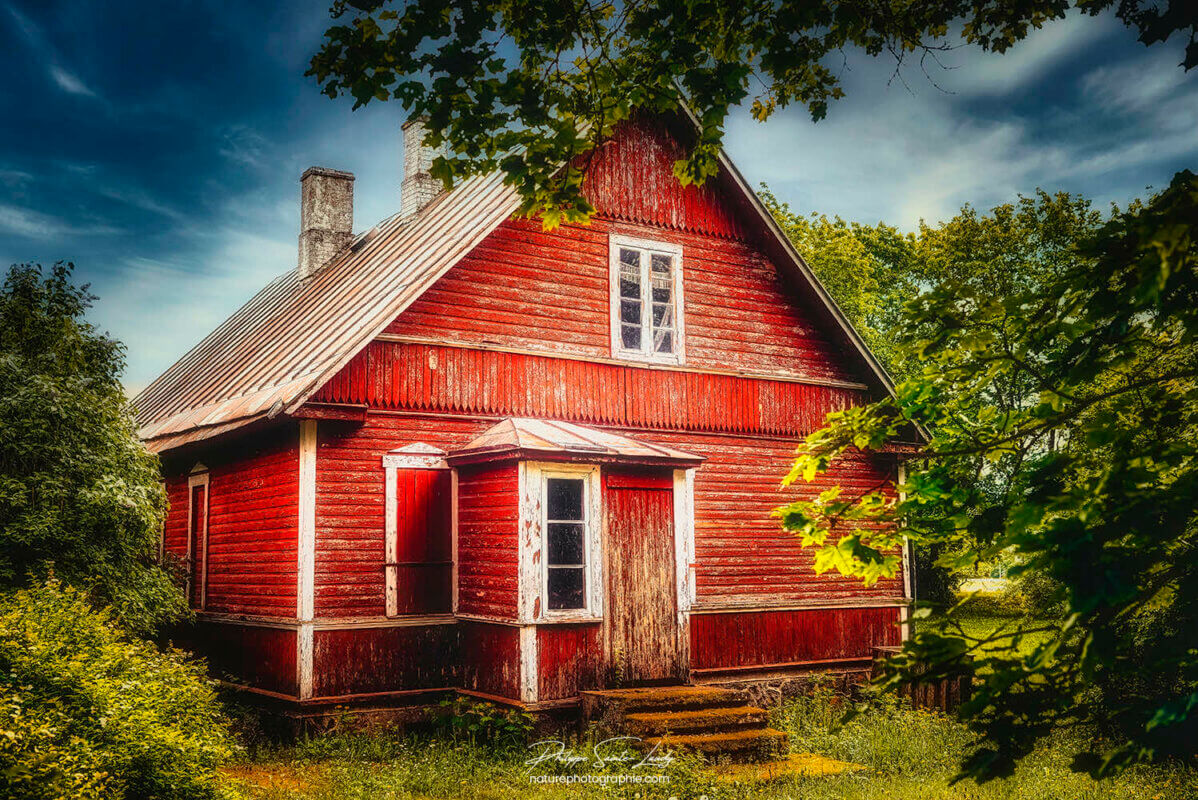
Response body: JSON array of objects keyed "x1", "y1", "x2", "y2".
[
  {"x1": 0, "y1": 262, "x2": 182, "y2": 635},
  {"x1": 0, "y1": 580, "x2": 233, "y2": 800}
]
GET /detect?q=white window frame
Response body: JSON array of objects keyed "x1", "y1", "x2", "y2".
[
  {"x1": 608, "y1": 234, "x2": 685, "y2": 365},
  {"x1": 519, "y1": 462, "x2": 603, "y2": 623}
]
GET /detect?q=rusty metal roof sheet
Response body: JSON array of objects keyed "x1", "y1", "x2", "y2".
[
  {"x1": 448, "y1": 418, "x2": 704, "y2": 466},
  {"x1": 133, "y1": 170, "x2": 522, "y2": 447}
]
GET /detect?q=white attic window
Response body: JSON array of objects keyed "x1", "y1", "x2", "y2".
[{"x1": 608, "y1": 234, "x2": 685, "y2": 365}]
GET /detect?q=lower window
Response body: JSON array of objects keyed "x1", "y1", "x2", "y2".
[{"x1": 545, "y1": 476, "x2": 588, "y2": 611}]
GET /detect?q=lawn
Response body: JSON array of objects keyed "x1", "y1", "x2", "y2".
[{"x1": 226, "y1": 687, "x2": 1197, "y2": 800}]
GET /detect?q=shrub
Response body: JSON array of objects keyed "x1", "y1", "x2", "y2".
[
  {"x1": 0, "y1": 579, "x2": 233, "y2": 799},
  {"x1": 431, "y1": 697, "x2": 534, "y2": 748}
]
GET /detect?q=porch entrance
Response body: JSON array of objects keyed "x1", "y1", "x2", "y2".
[{"x1": 603, "y1": 470, "x2": 684, "y2": 685}]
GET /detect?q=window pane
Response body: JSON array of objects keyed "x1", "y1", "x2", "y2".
[
  {"x1": 652, "y1": 302, "x2": 673, "y2": 326},
  {"x1": 620, "y1": 248, "x2": 641, "y2": 269},
  {"x1": 651, "y1": 253, "x2": 672, "y2": 275},
  {"x1": 547, "y1": 522, "x2": 585, "y2": 565},
  {"x1": 620, "y1": 276, "x2": 640, "y2": 299},
  {"x1": 621, "y1": 323, "x2": 642, "y2": 350},
  {"x1": 546, "y1": 477, "x2": 583, "y2": 521},
  {"x1": 548, "y1": 567, "x2": 585, "y2": 610},
  {"x1": 620, "y1": 299, "x2": 641, "y2": 325},
  {"x1": 654, "y1": 331, "x2": 673, "y2": 353}
]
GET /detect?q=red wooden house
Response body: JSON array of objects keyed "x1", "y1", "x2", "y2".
[{"x1": 136, "y1": 113, "x2": 912, "y2": 714}]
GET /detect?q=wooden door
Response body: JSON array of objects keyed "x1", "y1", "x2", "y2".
[{"x1": 603, "y1": 471, "x2": 682, "y2": 685}]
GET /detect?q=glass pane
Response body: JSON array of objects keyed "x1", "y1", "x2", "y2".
[
  {"x1": 652, "y1": 302, "x2": 673, "y2": 326},
  {"x1": 651, "y1": 253, "x2": 672, "y2": 275},
  {"x1": 620, "y1": 248, "x2": 641, "y2": 269},
  {"x1": 620, "y1": 275, "x2": 640, "y2": 299},
  {"x1": 655, "y1": 331, "x2": 673, "y2": 353},
  {"x1": 620, "y1": 299, "x2": 641, "y2": 325},
  {"x1": 621, "y1": 323, "x2": 641, "y2": 350},
  {"x1": 547, "y1": 522, "x2": 585, "y2": 565},
  {"x1": 548, "y1": 567, "x2": 585, "y2": 610},
  {"x1": 546, "y1": 477, "x2": 583, "y2": 521}
]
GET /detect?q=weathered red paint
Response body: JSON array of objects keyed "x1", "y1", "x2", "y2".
[
  {"x1": 538, "y1": 624, "x2": 603, "y2": 701},
  {"x1": 689, "y1": 607, "x2": 903, "y2": 672},
  {"x1": 186, "y1": 622, "x2": 298, "y2": 696},
  {"x1": 312, "y1": 625, "x2": 456, "y2": 697},
  {"x1": 456, "y1": 462, "x2": 520, "y2": 620},
  {"x1": 458, "y1": 621, "x2": 522, "y2": 699},
  {"x1": 392, "y1": 469, "x2": 452, "y2": 615}
]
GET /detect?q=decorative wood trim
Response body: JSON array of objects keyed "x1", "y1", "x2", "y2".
[
  {"x1": 608, "y1": 233, "x2": 686, "y2": 366},
  {"x1": 297, "y1": 420, "x2": 317, "y2": 701},
  {"x1": 372, "y1": 334, "x2": 870, "y2": 391},
  {"x1": 292, "y1": 402, "x2": 368, "y2": 422},
  {"x1": 382, "y1": 442, "x2": 449, "y2": 470},
  {"x1": 186, "y1": 469, "x2": 210, "y2": 610},
  {"x1": 519, "y1": 625, "x2": 538, "y2": 704},
  {"x1": 674, "y1": 467, "x2": 696, "y2": 678}
]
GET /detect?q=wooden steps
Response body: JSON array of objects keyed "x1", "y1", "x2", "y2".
[{"x1": 580, "y1": 686, "x2": 788, "y2": 763}]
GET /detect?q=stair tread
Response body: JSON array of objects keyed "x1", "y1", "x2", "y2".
[
  {"x1": 626, "y1": 705, "x2": 767, "y2": 723},
  {"x1": 645, "y1": 728, "x2": 788, "y2": 747},
  {"x1": 582, "y1": 687, "x2": 742, "y2": 702}
]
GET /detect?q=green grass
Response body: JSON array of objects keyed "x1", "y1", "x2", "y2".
[{"x1": 225, "y1": 691, "x2": 1197, "y2": 800}]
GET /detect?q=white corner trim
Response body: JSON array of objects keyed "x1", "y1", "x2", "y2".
[
  {"x1": 384, "y1": 461, "x2": 399, "y2": 617},
  {"x1": 608, "y1": 233, "x2": 685, "y2": 366},
  {"x1": 297, "y1": 623, "x2": 314, "y2": 700},
  {"x1": 450, "y1": 469, "x2": 460, "y2": 614},
  {"x1": 519, "y1": 625, "x2": 538, "y2": 704},
  {"x1": 298, "y1": 421, "x2": 317, "y2": 623},
  {"x1": 186, "y1": 470, "x2": 210, "y2": 610},
  {"x1": 897, "y1": 461, "x2": 912, "y2": 642},
  {"x1": 517, "y1": 462, "x2": 540, "y2": 624},
  {"x1": 673, "y1": 468, "x2": 696, "y2": 620}
]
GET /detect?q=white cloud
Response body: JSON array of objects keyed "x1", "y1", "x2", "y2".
[
  {"x1": 49, "y1": 65, "x2": 97, "y2": 97},
  {"x1": 0, "y1": 204, "x2": 119, "y2": 238}
]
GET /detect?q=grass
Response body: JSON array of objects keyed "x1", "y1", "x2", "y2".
[{"x1": 225, "y1": 688, "x2": 1197, "y2": 800}]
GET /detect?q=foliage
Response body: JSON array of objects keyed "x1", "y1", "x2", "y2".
[
  {"x1": 309, "y1": 0, "x2": 1196, "y2": 224},
  {"x1": 0, "y1": 579, "x2": 233, "y2": 799},
  {"x1": 776, "y1": 170, "x2": 1198, "y2": 778},
  {"x1": 0, "y1": 262, "x2": 183, "y2": 635},
  {"x1": 432, "y1": 697, "x2": 534, "y2": 748}
]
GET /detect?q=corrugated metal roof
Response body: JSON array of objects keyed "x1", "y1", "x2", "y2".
[
  {"x1": 133, "y1": 170, "x2": 522, "y2": 446},
  {"x1": 448, "y1": 417, "x2": 704, "y2": 466},
  {"x1": 135, "y1": 114, "x2": 904, "y2": 453}
]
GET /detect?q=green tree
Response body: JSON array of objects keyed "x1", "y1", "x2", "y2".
[
  {"x1": 0, "y1": 263, "x2": 184, "y2": 634},
  {"x1": 309, "y1": 0, "x2": 1197, "y2": 223},
  {"x1": 776, "y1": 171, "x2": 1198, "y2": 778}
]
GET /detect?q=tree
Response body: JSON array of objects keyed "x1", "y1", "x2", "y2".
[
  {"x1": 309, "y1": 0, "x2": 1197, "y2": 224},
  {"x1": 775, "y1": 171, "x2": 1198, "y2": 778},
  {"x1": 0, "y1": 263, "x2": 184, "y2": 634}
]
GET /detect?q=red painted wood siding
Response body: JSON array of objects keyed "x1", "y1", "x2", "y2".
[
  {"x1": 458, "y1": 621, "x2": 521, "y2": 700},
  {"x1": 538, "y1": 624, "x2": 602, "y2": 701},
  {"x1": 456, "y1": 462, "x2": 520, "y2": 620},
  {"x1": 640, "y1": 429, "x2": 903, "y2": 604},
  {"x1": 379, "y1": 119, "x2": 862, "y2": 385},
  {"x1": 690, "y1": 607, "x2": 902, "y2": 671},
  {"x1": 312, "y1": 625, "x2": 456, "y2": 696},
  {"x1": 393, "y1": 469, "x2": 453, "y2": 615},
  {"x1": 161, "y1": 428, "x2": 299, "y2": 618},
  {"x1": 187, "y1": 622, "x2": 298, "y2": 696},
  {"x1": 314, "y1": 414, "x2": 511, "y2": 618},
  {"x1": 314, "y1": 341, "x2": 863, "y2": 438}
]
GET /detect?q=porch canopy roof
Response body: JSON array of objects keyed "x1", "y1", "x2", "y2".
[{"x1": 446, "y1": 418, "x2": 704, "y2": 468}]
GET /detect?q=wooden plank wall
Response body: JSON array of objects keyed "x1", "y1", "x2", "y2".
[
  {"x1": 456, "y1": 463, "x2": 520, "y2": 619},
  {"x1": 690, "y1": 606, "x2": 902, "y2": 671},
  {"x1": 538, "y1": 624, "x2": 603, "y2": 701},
  {"x1": 161, "y1": 427, "x2": 299, "y2": 617},
  {"x1": 458, "y1": 621, "x2": 522, "y2": 699},
  {"x1": 315, "y1": 341, "x2": 863, "y2": 438},
  {"x1": 186, "y1": 622, "x2": 298, "y2": 696},
  {"x1": 311, "y1": 625, "x2": 458, "y2": 696}
]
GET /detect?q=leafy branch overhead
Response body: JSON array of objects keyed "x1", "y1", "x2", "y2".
[
  {"x1": 310, "y1": 0, "x2": 1195, "y2": 224},
  {"x1": 778, "y1": 171, "x2": 1198, "y2": 779}
]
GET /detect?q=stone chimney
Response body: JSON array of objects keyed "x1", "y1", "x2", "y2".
[
  {"x1": 298, "y1": 166, "x2": 354, "y2": 279},
  {"x1": 400, "y1": 117, "x2": 442, "y2": 218}
]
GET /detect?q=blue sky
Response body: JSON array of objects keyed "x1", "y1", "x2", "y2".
[{"x1": 1, "y1": 2, "x2": 1195, "y2": 394}]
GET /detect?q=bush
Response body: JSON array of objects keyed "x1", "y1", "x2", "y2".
[
  {"x1": 431, "y1": 698, "x2": 533, "y2": 748},
  {"x1": 0, "y1": 580, "x2": 233, "y2": 799}
]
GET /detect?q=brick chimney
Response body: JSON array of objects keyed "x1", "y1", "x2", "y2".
[
  {"x1": 400, "y1": 117, "x2": 442, "y2": 218},
  {"x1": 298, "y1": 166, "x2": 354, "y2": 280}
]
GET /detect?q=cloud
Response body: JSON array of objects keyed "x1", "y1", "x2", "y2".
[
  {"x1": 0, "y1": 204, "x2": 120, "y2": 239},
  {"x1": 49, "y1": 65, "x2": 97, "y2": 97}
]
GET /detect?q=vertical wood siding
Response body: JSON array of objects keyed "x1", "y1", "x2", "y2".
[
  {"x1": 689, "y1": 607, "x2": 902, "y2": 671},
  {"x1": 314, "y1": 341, "x2": 863, "y2": 438},
  {"x1": 538, "y1": 624, "x2": 603, "y2": 701},
  {"x1": 161, "y1": 428, "x2": 299, "y2": 617},
  {"x1": 458, "y1": 621, "x2": 521, "y2": 700},
  {"x1": 311, "y1": 625, "x2": 457, "y2": 696},
  {"x1": 392, "y1": 469, "x2": 453, "y2": 615}
]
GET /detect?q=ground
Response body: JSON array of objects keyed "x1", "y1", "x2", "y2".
[{"x1": 225, "y1": 612, "x2": 1196, "y2": 800}]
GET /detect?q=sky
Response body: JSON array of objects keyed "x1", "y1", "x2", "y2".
[{"x1": 1, "y1": 2, "x2": 1195, "y2": 395}]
